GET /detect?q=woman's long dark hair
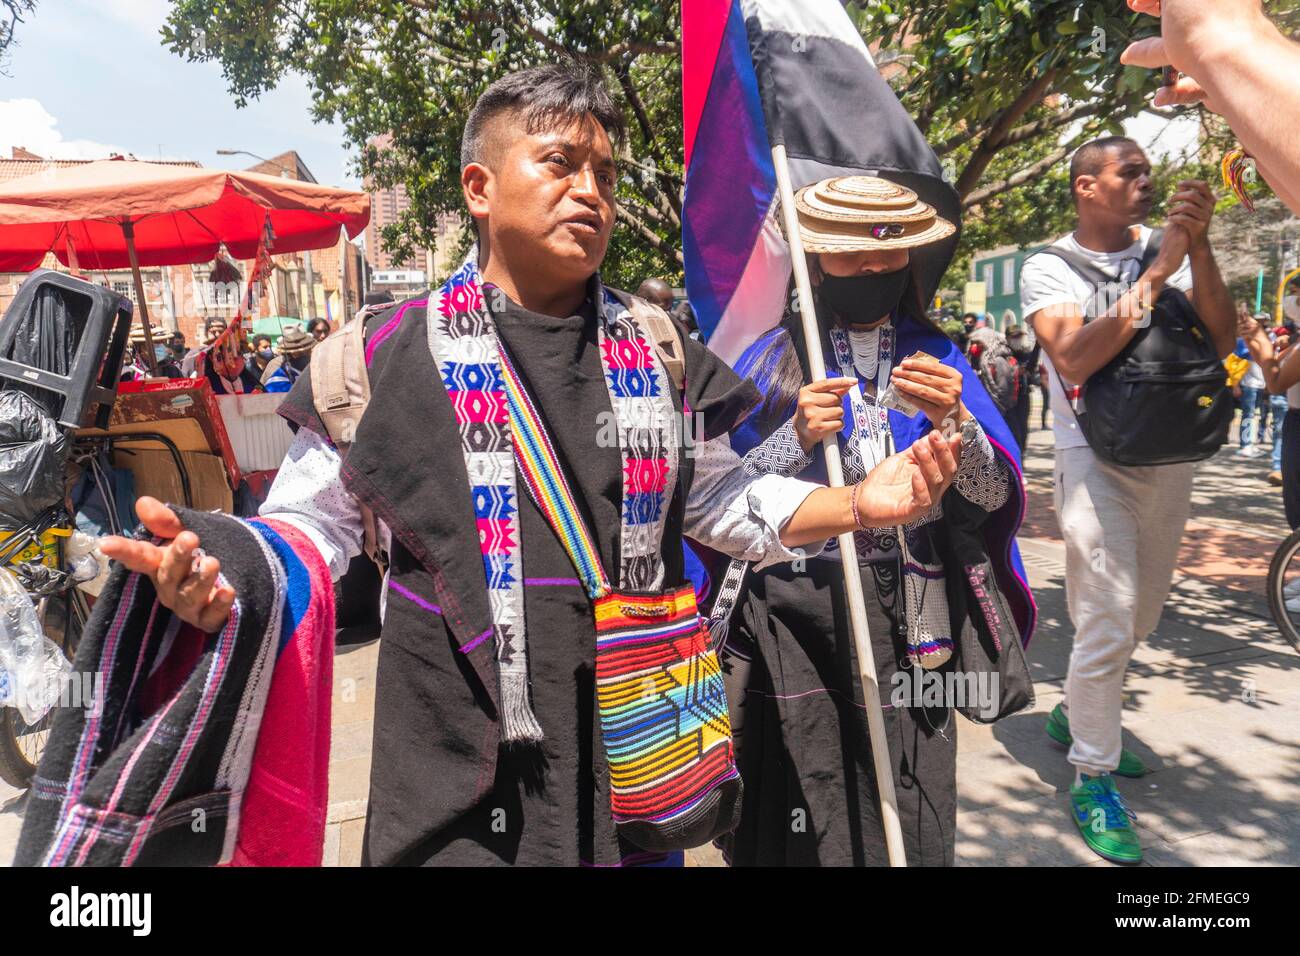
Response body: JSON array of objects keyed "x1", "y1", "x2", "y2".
[{"x1": 740, "y1": 259, "x2": 946, "y2": 440}]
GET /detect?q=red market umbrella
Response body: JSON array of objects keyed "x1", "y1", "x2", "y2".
[{"x1": 0, "y1": 158, "x2": 370, "y2": 369}]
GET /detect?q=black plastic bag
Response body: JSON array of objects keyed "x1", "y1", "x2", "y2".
[
  {"x1": 0, "y1": 390, "x2": 68, "y2": 528},
  {"x1": 2, "y1": 287, "x2": 78, "y2": 419}
]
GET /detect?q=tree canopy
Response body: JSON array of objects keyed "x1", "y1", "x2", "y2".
[
  {"x1": 162, "y1": 0, "x2": 1300, "y2": 291},
  {"x1": 849, "y1": 0, "x2": 1300, "y2": 286},
  {"x1": 0, "y1": 1, "x2": 37, "y2": 73},
  {"x1": 163, "y1": 0, "x2": 683, "y2": 290}
]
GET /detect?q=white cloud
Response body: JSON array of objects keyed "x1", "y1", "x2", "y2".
[{"x1": 0, "y1": 98, "x2": 124, "y2": 160}]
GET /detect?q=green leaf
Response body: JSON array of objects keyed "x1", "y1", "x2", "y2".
[{"x1": 1117, "y1": 63, "x2": 1150, "y2": 94}]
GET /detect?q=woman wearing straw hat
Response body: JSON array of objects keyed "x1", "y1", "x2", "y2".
[
  {"x1": 260, "y1": 324, "x2": 317, "y2": 393},
  {"x1": 717, "y1": 175, "x2": 1035, "y2": 866}
]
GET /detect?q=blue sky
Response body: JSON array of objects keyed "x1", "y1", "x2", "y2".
[{"x1": 0, "y1": 0, "x2": 358, "y2": 187}]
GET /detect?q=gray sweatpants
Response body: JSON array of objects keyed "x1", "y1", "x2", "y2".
[{"x1": 1053, "y1": 445, "x2": 1194, "y2": 775}]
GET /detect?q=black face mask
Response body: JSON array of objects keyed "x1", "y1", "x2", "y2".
[{"x1": 818, "y1": 268, "x2": 911, "y2": 326}]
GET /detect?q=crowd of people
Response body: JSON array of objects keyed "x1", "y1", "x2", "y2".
[
  {"x1": 47, "y1": 0, "x2": 1300, "y2": 869},
  {"x1": 1230, "y1": 300, "x2": 1298, "y2": 486},
  {"x1": 115, "y1": 293, "x2": 398, "y2": 395}
]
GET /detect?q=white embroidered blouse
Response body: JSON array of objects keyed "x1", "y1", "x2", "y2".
[{"x1": 742, "y1": 326, "x2": 1012, "y2": 562}]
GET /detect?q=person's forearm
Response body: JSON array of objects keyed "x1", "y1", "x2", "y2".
[
  {"x1": 1188, "y1": 244, "x2": 1236, "y2": 358},
  {"x1": 260, "y1": 429, "x2": 365, "y2": 581},
  {"x1": 1242, "y1": 329, "x2": 1300, "y2": 394},
  {"x1": 1248, "y1": 329, "x2": 1300, "y2": 395},
  {"x1": 1243, "y1": 328, "x2": 1275, "y2": 380},
  {"x1": 1271, "y1": 346, "x2": 1300, "y2": 395},
  {"x1": 1254, "y1": 156, "x2": 1300, "y2": 218},
  {"x1": 1048, "y1": 276, "x2": 1164, "y2": 383},
  {"x1": 1193, "y1": 15, "x2": 1300, "y2": 215},
  {"x1": 779, "y1": 484, "x2": 858, "y2": 549},
  {"x1": 747, "y1": 418, "x2": 813, "y2": 475}
]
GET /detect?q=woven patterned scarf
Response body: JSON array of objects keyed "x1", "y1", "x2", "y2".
[
  {"x1": 426, "y1": 254, "x2": 680, "y2": 740},
  {"x1": 429, "y1": 255, "x2": 739, "y2": 847}
]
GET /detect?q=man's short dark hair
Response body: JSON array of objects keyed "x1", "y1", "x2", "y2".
[
  {"x1": 636, "y1": 278, "x2": 674, "y2": 308},
  {"x1": 1069, "y1": 136, "x2": 1142, "y2": 201},
  {"x1": 460, "y1": 62, "x2": 626, "y2": 172}
]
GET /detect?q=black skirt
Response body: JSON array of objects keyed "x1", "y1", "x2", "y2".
[{"x1": 721, "y1": 556, "x2": 957, "y2": 866}]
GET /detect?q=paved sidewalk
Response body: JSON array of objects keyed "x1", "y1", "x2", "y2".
[
  {"x1": 4, "y1": 405, "x2": 1295, "y2": 867},
  {"x1": 323, "y1": 638, "x2": 377, "y2": 866},
  {"x1": 961, "y1": 416, "x2": 1299, "y2": 866}
]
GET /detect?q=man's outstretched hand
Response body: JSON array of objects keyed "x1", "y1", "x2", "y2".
[{"x1": 99, "y1": 496, "x2": 236, "y2": 634}]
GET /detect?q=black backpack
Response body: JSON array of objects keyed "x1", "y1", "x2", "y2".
[{"x1": 1036, "y1": 229, "x2": 1231, "y2": 466}]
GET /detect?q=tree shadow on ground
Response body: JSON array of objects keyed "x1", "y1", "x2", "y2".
[{"x1": 961, "y1": 731, "x2": 1300, "y2": 866}]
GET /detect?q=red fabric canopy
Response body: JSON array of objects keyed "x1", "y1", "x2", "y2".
[{"x1": 0, "y1": 159, "x2": 371, "y2": 272}]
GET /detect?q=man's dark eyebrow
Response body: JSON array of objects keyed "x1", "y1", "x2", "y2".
[
  {"x1": 1113, "y1": 158, "x2": 1150, "y2": 173},
  {"x1": 535, "y1": 136, "x2": 617, "y2": 171}
]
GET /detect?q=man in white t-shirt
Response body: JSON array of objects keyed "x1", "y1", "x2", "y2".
[{"x1": 1019, "y1": 136, "x2": 1235, "y2": 864}]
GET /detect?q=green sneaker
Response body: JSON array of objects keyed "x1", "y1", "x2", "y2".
[
  {"x1": 1045, "y1": 704, "x2": 1148, "y2": 777},
  {"x1": 1070, "y1": 773, "x2": 1142, "y2": 864}
]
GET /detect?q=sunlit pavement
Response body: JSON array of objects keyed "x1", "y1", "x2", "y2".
[
  {"x1": 959, "y1": 402, "x2": 1300, "y2": 866},
  {"x1": 4, "y1": 402, "x2": 1295, "y2": 868}
]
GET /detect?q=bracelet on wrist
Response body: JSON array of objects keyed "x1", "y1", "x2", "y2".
[{"x1": 850, "y1": 480, "x2": 865, "y2": 531}]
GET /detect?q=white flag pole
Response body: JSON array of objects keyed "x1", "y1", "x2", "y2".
[{"x1": 771, "y1": 143, "x2": 907, "y2": 867}]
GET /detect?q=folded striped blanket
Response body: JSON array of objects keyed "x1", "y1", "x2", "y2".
[
  {"x1": 15, "y1": 508, "x2": 333, "y2": 867},
  {"x1": 228, "y1": 518, "x2": 334, "y2": 866}
]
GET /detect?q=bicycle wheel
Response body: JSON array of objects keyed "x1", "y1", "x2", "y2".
[
  {"x1": 0, "y1": 586, "x2": 88, "y2": 789},
  {"x1": 1266, "y1": 527, "x2": 1300, "y2": 655}
]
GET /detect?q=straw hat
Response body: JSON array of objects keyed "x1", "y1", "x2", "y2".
[
  {"x1": 128, "y1": 324, "x2": 165, "y2": 344},
  {"x1": 793, "y1": 176, "x2": 956, "y2": 253},
  {"x1": 275, "y1": 324, "x2": 316, "y2": 356}
]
